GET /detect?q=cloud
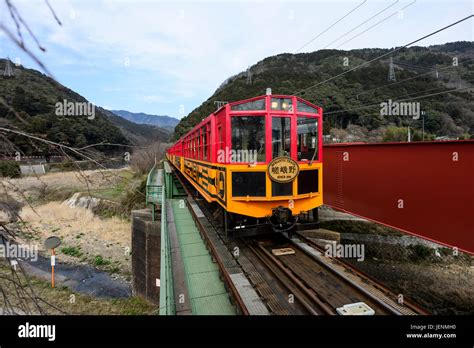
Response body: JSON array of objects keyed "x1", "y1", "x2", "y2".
[
  {"x1": 140, "y1": 94, "x2": 172, "y2": 104},
  {"x1": 1, "y1": 0, "x2": 472, "y2": 117}
]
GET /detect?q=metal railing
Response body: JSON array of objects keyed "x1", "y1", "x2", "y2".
[
  {"x1": 146, "y1": 164, "x2": 163, "y2": 221},
  {"x1": 159, "y1": 184, "x2": 175, "y2": 315}
]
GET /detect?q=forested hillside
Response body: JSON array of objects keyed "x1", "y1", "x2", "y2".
[
  {"x1": 0, "y1": 59, "x2": 128, "y2": 156},
  {"x1": 175, "y1": 41, "x2": 474, "y2": 142}
]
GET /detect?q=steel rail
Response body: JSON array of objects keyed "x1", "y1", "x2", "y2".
[
  {"x1": 246, "y1": 243, "x2": 320, "y2": 315},
  {"x1": 290, "y1": 234, "x2": 402, "y2": 315},
  {"x1": 249, "y1": 242, "x2": 335, "y2": 315}
]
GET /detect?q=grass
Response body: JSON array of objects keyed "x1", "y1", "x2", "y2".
[
  {"x1": 92, "y1": 174, "x2": 147, "y2": 219},
  {"x1": 61, "y1": 246, "x2": 83, "y2": 258},
  {"x1": 407, "y1": 244, "x2": 436, "y2": 263},
  {"x1": 109, "y1": 266, "x2": 121, "y2": 274},
  {"x1": 111, "y1": 297, "x2": 156, "y2": 315},
  {"x1": 42, "y1": 186, "x2": 81, "y2": 203},
  {"x1": 89, "y1": 170, "x2": 136, "y2": 201},
  {"x1": 93, "y1": 255, "x2": 111, "y2": 266}
]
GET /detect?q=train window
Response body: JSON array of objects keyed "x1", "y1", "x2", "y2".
[
  {"x1": 272, "y1": 117, "x2": 291, "y2": 158},
  {"x1": 218, "y1": 126, "x2": 223, "y2": 150},
  {"x1": 217, "y1": 126, "x2": 223, "y2": 163},
  {"x1": 201, "y1": 127, "x2": 205, "y2": 160},
  {"x1": 271, "y1": 98, "x2": 293, "y2": 111},
  {"x1": 198, "y1": 131, "x2": 201, "y2": 159},
  {"x1": 206, "y1": 125, "x2": 211, "y2": 160},
  {"x1": 297, "y1": 100, "x2": 318, "y2": 114},
  {"x1": 231, "y1": 116, "x2": 265, "y2": 163},
  {"x1": 232, "y1": 172, "x2": 266, "y2": 197},
  {"x1": 196, "y1": 133, "x2": 199, "y2": 158},
  {"x1": 298, "y1": 169, "x2": 319, "y2": 194},
  {"x1": 203, "y1": 129, "x2": 207, "y2": 160},
  {"x1": 297, "y1": 117, "x2": 318, "y2": 161},
  {"x1": 231, "y1": 99, "x2": 265, "y2": 111}
]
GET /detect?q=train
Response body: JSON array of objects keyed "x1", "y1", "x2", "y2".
[{"x1": 166, "y1": 89, "x2": 323, "y2": 237}]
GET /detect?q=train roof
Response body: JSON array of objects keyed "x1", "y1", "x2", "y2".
[
  {"x1": 213, "y1": 94, "x2": 322, "y2": 114},
  {"x1": 173, "y1": 94, "x2": 322, "y2": 145}
]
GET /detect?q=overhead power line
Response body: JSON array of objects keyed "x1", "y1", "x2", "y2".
[
  {"x1": 334, "y1": 0, "x2": 417, "y2": 49},
  {"x1": 324, "y1": 83, "x2": 473, "y2": 116},
  {"x1": 322, "y1": 0, "x2": 400, "y2": 49},
  {"x1": 393, "y1": 60, "x2": 435, "y2": 70},
  {"x1": 293, "y1": 14, "x2": 474, "y2": 96},
  {"x1": 295, "y1": 0, "x2": 368, "y2": 53},
  {"x1": 343, "y1": 58, "x2": 473, "y2": 100}
]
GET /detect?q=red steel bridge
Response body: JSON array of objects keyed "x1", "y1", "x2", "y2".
[{"x1": 323, "y1": 140, "x2": 474, "y2": 255}]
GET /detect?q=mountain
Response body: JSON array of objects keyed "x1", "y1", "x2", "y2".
[
  {"x1": 101, "y1": 108, "x2": 170, "y2": 145},
  {"x1": 111, "y1": 110, "x2": 179, "y2": 131},
  {"x1": 0, "y1": 59, "x2": 128, "y2": 156},
  {"x1": 174, "y1": 41, "x2": 474, "y2": 142}
]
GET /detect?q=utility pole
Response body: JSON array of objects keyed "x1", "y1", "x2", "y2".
[
  {"x1": 246, "y1": 66, "x2": 252, "y2": 85},
  {"x1": 3, "y1": 58, "x2": 14, "y2": 78},
  {"x1": 388, "y1": 57, "x2": 396, "y2": 81}
]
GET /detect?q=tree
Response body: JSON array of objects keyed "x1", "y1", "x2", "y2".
[
  {"x1": 329, "y1": 128, "x2": 349, "y2": 143},
  {"x1": 75, "y1": 134, "x2": 88, "y2": 148},
  {"x1": 383, "y1": 126, "x2": 408, "y2": 142}
]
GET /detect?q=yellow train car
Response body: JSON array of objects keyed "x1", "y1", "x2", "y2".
[{"x1": 167, "y1": 91, "x2": 322, "y2": 236}]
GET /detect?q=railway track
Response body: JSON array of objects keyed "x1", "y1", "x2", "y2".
[
  {"x1": 246, "y1": 235, "x2": 428, "y2": 315},
  {"x1": 168, "y1": 163, "x2": 428, "y2": 316},
  {"x1": 292, "y1": 232, "x2": 429, "y2": 315}
]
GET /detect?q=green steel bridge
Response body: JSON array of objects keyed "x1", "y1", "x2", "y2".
[{"x1": 146, "y1": 161, "x2": 236, "y2": 315}]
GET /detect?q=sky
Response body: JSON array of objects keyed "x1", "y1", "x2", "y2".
[{"x1": 0, "y1": 0, "x2": 472, "y2": 119}]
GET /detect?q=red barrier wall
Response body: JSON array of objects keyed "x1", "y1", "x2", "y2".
[{"x1": 323, "y1": 141, "x2": 474, "y2": 255}]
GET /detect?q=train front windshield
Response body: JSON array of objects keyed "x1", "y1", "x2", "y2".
[
  {"x1": 228, "y1": 96, "x2": 321, "y2": 164},
  {"x1": 297, "y1": 117, "x2": 318, "y2": 161}
]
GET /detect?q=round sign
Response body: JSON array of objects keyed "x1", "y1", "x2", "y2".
[
  {"x1": 268, "y1": 156, "x2": 300, "y2": 183},
  {"x1": 44, "y1": 236, "x2": 61, "y2": 249}
]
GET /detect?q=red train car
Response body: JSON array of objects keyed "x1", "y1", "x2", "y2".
[{"x1": 167, "y1": 90, "x2": 323, "y2": 236}]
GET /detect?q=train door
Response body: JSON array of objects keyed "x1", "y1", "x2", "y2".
[
  {"x1": 217, "y1": 124, "x2": 225, "y2": 200},
  {"x1": 216, "y1": 170, "x2": 225, "y2": 201},
  {"x1": 271, "y1": 115, "x2": 292, "y2": 159}
]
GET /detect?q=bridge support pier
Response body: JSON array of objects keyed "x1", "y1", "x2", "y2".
[{"x1": 131, "y1": 209, "x2": 161, "y2": 305}]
